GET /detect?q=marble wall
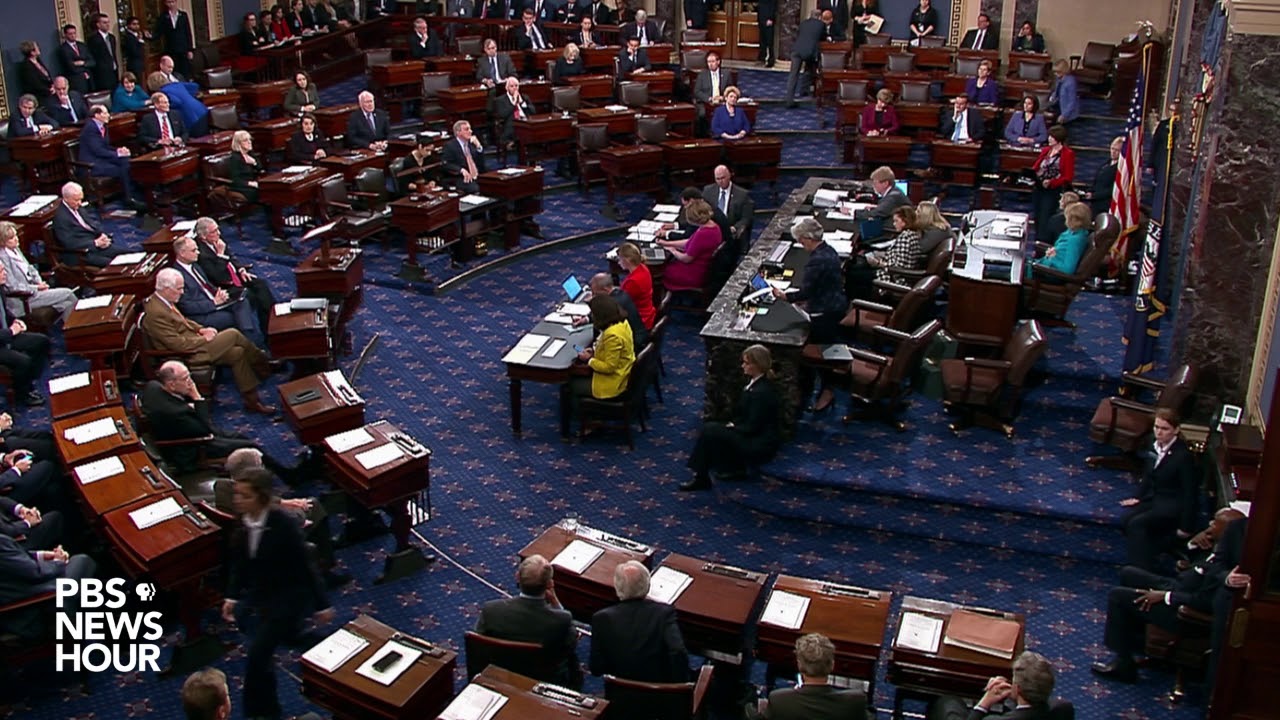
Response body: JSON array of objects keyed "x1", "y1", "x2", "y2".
[
  {"x1": 979, "y1": 0, "x2": 1003, "y2": 33},
  {"x1": 1012, "y1": 0, "x2": 1037, "y2": 37},
  {"x1": 656, "y1": 0, "x2": 675, "y2": 40},
  {"x1": 777, "y1": 0, "x2": 802, "y2": 58}
]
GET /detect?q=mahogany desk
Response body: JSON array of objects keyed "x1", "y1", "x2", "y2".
[
  {"x1": 662, "y1": 138, "x2": 723, "y2": 187},
  {"x1": 187, "y1": 130, "x2": 236, "y2": 156},
  {"x1": 73, "y1": 449, "x2": 174, "y2": 518},
  {"x1": 389, "y1": 192, "x2": 461, "y2": 279},
  {"x1": 946, "y1": 273, "x2": 1020, "y2": 347},
  {"x1": 48, "y1": 369, "x2": 122, "y2": 420},
  {"x1": 600, "y1": 144, "x2": 664, "y2": 210},
  {"x1": 131, "y1": 147, "x2": 202, "y2": 223},
  {"x1": 92, "y1": 252, "x2": 166, "y2": 299},
  {"x1": 301, "y1": 614, "x2": 457, "y2": 720},
  {"x1": 319, "y1": 148, "x2": 387, "y2": 183},
  {"x1": 578, "y1": 106, "x2": 637, "y2": 138},
  {"x1": 563, "y1": 74, "x2": 615, "y2": 104},
  {"x1": 930, "y1": 140, "x2": 982, "y2": 184},
  {"x1": 897, "y1": 102, "x2": 945, "y2": 136},
  {"x1": 514, "y1": 114, "x2": 575, "y2": 167},
  {"x1": 910, "y1": 45, "x2": 955, "y2": 72},
  {"x1": 52, "y1": 404, "x2": 141, "y2": 468},
  {"x1": 8, "y1": 128, "x2": 78, "y2": 193},
  {"x1": 237, "y1": 78, "x2": 293, "y2": 117},
  {"x1": 199, "y1": 88, "x2": 241, "y2": 112},
  {"x1": 656, "y1": 553, "x2": 767, "y2": 665},
  {"x1": 249, "y1": 116, "x2": 301, "y2": 156},
  {"x1": 424, "y1": 55, "x2": 478, "y2": 85},
  {"x1": 324, "y1": 420, "x2": 432, "y2": 582},
  {"x1": 998, "y1": 143, "x2": 1040, "y2": 176},
  {"x1": 259, "y1": 166, "x2": 328, "y2": 236},
  {"x1": 629, "y1": 68, "x2": 675, "y2": 97},
  {"x1": 280, "y1": 371, "x2": 367, "y2": 446},
  {"x1": 314, "y1": 103, "x2": 361, "y2": 140},
  {"x1": 503, "y1": 316, "x2": 595, "y2": 437},
  {"x1": 855, "y1": 135, "x2": 913, "y2": 173},
  {"x1": 268, "y1": 304, "x2": 332, "y2": 365},
  {"x1": 438, "y1": 84, "x2": 492, "y2": 130},
  {"x1": 477, "y1": 166, "x2": 545, "y2": 250},
  {"x1": 582, "y1": 45, "x2": 623, "y2": 72},
  {"x1": 369, "y1": 60, "x2": 427, "y2": 122},
  {"x1": 105, "y1": 112, "x2": 138, "y2": 146},
  {"x1": 518, "y1": 524, "x2": 654, "y2": 622},
  {"x1": 723, "y1": 136, "x2": 782, "y2": 195},
  {"x1": 295, "y1": 246, "x2": 365, "y2": 299},
  {"x1": 519, "y1": 79, "x2": 553, "y2": 107},
  {"x1": 142, "y1": 225, "x2": 184, "y2": 255},
  {"x1": 755, "y1": 575, "x2": 891, "y2": 683},
  {"x1": 466, "y1": 666, "x2": 609, "y2": 720},
  {"x1": 0, "y1": 195, "x2": 60, "y2": 259},
  {"x1": 886, "y1": 596, "x2": 1025, "y2": 717},
  {"x1": 63, "y1": 293, "x2": 140, "y2": 374},
  {"x1": 642, "y1": 101, "x2": 697, "y2": 137}
]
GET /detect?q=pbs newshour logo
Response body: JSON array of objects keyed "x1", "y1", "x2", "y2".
[{"x1": 56, "y1": 579, "x2": 163, "y2": 672}]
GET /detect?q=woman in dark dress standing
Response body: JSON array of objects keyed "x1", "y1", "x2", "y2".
[
  {"x1": 850, "y1": 0, "x2": 880, "y2": 47},
  {"x1": 908, "y1": 0, "x2": 938, "y2": 46},
  {"x1": 680, "y1": 344, "x2": 781, "y2": 491},
  {"x1": 1032, "y1": 124, "x2": 1076, "y2": 243}
]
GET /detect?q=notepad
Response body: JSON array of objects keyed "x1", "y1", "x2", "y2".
[
  {"x1": 129, "y1": 496, "x2": 184, "y2": 530},
  {"x1": 541, "y1": 338, "x2": 567, "y2": 357},
  {"x1": 74, "y1": 455, "x2": 126, "y2": 485},
  {"x1": 171, "y1": 220, "x2": 197, "y2": 232},
  {"x1": 49, "y1": 372, "x2": 92, "y2": 395},
  {"x1": 355, "y1": 442, "x2": 405, "y2": 470},
  {"x1": 551, "y1": 539, "x2": 604, "y2": 574},
  {"x1": 758, "y1": 589, "x2": 811, "y2": 629},
  {"x1": 323, "y1": 370, "x2": 362, "y2": 403},
  {"x1": 274, "y1": 302, "x2": 293, "y2": 316},
  {"x1": 109, "y1": 252, "x2": 147, "y2": 266},
  {"x1": 74, "y1": 295, "x2": 114, "y2": 310},
  {"x1": 646, "y1": 566, "x2": 693, "y2": 605},
  {"x1": 439, "y1": 683, "x2": 509, "y2": 720},
  {"x1": 325, "y1": 427, "x2": 376, "y2": 453},
  {"x1": 502, "y1": 333, "x2": 550, "y2": 365},
  {"x1": 460, "y1": 194, "x2": 491, "y2": 205},
  {"x1": 654, "y1": 212, "x2": 678, "y2": 223},
  {"x1": 560, "y1": 302, "x2": 591, "y2": 316},
  {"x1": 497, "y1": 167, "x2": 526, "y2": 175},
  {"x1": 62, "y1": 417, "x2": 118, "y2": 445},
  {"x1": 652, "y1": 203, "x2": 681, "y2": 214},
  {"x1": 896, "y1": 612, "x2": 944, "y2": 653},
  {"x1": 354, "y1": 640, "x2": 422, "y2": 686},
  {"x1": 303, "y1": 628, "x2": 369, "y2": 673},
  {"x1": 282, "y1": 165, "x2": 313, "y2": 173},
  {"x1": 543, "y1": 312, "x2": 574, "y2": 324}
]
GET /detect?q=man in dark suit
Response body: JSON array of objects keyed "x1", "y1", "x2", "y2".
[
  {"x1": 409, "y1": 16, "x2": 443, "y2": 58},
  {"x1": 784, "y1": 11, "x2": 825, "y2": 107},
  {"x1": 939, "y1": 95, "x2": 986, "y2": 144},
  {"x1": 7, "y1": 95, "x2": 59, "y2": 139},
  {"x1": 693, "y1": 51, "x2": 730, "y2": 121},
  {"x1": 0, "y1": 536, "x2": 94, "y2": 640},
  {"x1": 1092, "y1": 515, "x2": 1246, "y2": 683},
  {"x1": 856, "y1": 165, "x2": 910, "y2": 224},
  {"x1": 52, "y1": 181, "x2": 128, "y2": 267},
  {"x1": 526, "y1": 0, "x2": 566, "y2": 23},
  {"x1": 0, "y1": 271, "x2": 51, "y2": 410},
  {"x1": 79, "y1": 105, "x2": 142, "y2": 209},
  {"x1": 960, "y1": 14, "x2": 999, "y2": 51},
  {"x1": 574, "y1": 0, "x2": 615, "y2": 25},
  {"x1": 220, "y1": 468, "x2": 333, "y2": 720},
  {"x1": 620, "y1": 10, "x2": 660, "y2": 45},
  {"x1": 475, "y1": 554, "x2": 581, "y2": 686},
  {"x1": 617, "y1": 37, "x2": 651, "y2": 74},
  {"x1": 928, "y1": 651, "x2": 1062, "y2": 720},
  {"x1": 193, "y1": 217, "x2": 276, "y2": 334},
  {"x1": 171, "y1": 236, "x2": 262, "y2": 344},
  {"x1": 87, "y1": 14, "x2": 120, "y2": 91},
  {"x1": 757, "y1": 0, "x2": 777, "y2": 66},
  {"x1": 366, "y1": 0, "x2": 397, "y2": 18},
  {"x1": 476, "y1": 39, "x2": 519, "y2": 87},
  {"x1": 155, "y1": 0, "x2": 195, "y2": 79},
  {"x1": 494, "y1": 78, "x2": 536, "y2": 149},
  {"x1": 0, "y1": 495, "x2": 64, "y2": 551},
  {"x1": 138, "y1": 92, "x2": 188, "y2": 150},
  {"x1": 684, "y1": 0, "x2": 708, "y2": 29},
  {"x1": 45, "y1": 76, "x2": 89, "y2": 125},
  {"x1": 590, "y1": 561, "x2": 689, "y2": 683},
  {"x1": 56, "y1": 25, "x2": 96, "y2": 95},
  {"x1": 515, "y1": 9, "x2": 553, "y2": 51},
  {"x1": 819, "y1": 9, "x2": 844, "y2": 41},
  {"x1": 749, "y1": 634, "x2": 868, "y2": 720},
  {"x1": 817, "y1": 0, "x2": 849, "y2": 39},
  {"x1": 121, "y1": 17, "x2": 151, "y2": 82},
  {"x1": 17, "y1": 42, "x2": 54, "y2": 98},
  {"x1": 671, "y1": 186, "x2": 733, "y2": 249},
  {"x1": 442, "y1": 120, "x2": 487, "y2": 193},
  {"x1": 346, "y1": 91, "x2": 390, "y2": 150},
  {"x1": 477, "y1": 0, "x2": 522, "y2": 20},
  {"x1": 1120, "y1": 408, "x2": 1200, "y2": 570},
  {"x1": 702, "y1": 165, "x2": 754, "y2": 254}
]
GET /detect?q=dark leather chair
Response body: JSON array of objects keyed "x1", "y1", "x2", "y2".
[
  {"x1": 1023, "y1": 212, "x2": 1121, "y2": 325},
  {"x1": 1086, "y1": 363, "x2": 1198, "y2": 468},
  {"x1": 364, "y1": 48, "x2": 393, "y2": 68},
  {"x1": 864, "y1": 33, "x2": 892, "y2": 46},
  {"x1": 635, "y1": 114, "x2": 669, "y2": 144},
  {"x1": 576, "y1": 123, "x2": 610, "y2": 190},
  {"x1": 0, "y1": 590, "x2": 83, "y2": 689},
  {"x1": 602, "y1": 664, "x2": 713, "y2": 720},
  {"x1": 456, "y1": 35, "x2": 485, "y2": 56},
  {"x1": 839, "y1": 80, "x2": 869, "y2": 102},
  {"x1": 463, "y1": 631, "x2": 548, "y2": 681},
  {"x1": 202, "y1": 152, "x2": 252, "y2": 236},
  {"x1": 918, "y1": 36, "x2": 946, "y2": 48},
  {"x1": 680, "y1": 49, "x2": 709, "y2": 91},
  {"x1": 318, "y1": 173, "x2": 388, "y2": 247},
  {"x1": 64, "y1": 139, "x2": 122, "y2": 212},
  {"x1": 886, "y1": 53, "x2": 916, "y2": 73},
  {"x1": 1073, "y1": 41, "x2": 1117, "y2": 92},
  {"x1": 420, "y1": 72, "x2": 452, "y2": 129},
  {"x1": 941, "y1": 319, "x2": 1047, "y2": 437},
  {"x1": 954, "y1": 56, "x2": 982, "y2": 76},
  {"x1": 891, "y1": 242, "x2": 952, "y2": 284},
  {"x1": 128, "y1": 393, "x2": 220, "y2": 476},
  {"x1": 683, "y1": 29, "x2": 709, "y2": 43},
  {"x1": 553, "y1": 86, "x2": 581, "y2": 114},
  {"x1": 45, "y1": 219, "x2": 98, "y2": 290},
  {"x1": 1144, "y1": 605, "x2": 1213, "y2": 704},
  {"x1": 841, "y1": 319, "x2": 943, "y2": 431},
  {"x1": 841, "y1": 274, "x2": 942, "y2": 346},
  {"x1": 898, "y1": 80, "x2": 932, "y2": 104},
  {"x1": 618, "y1": 81, "x2": 649, "y2": 108},
  {"x1": 204, "y1": 66, "x2": 234, "y2": 89},
  {"x1": 579, "y1": 345, "x2": 656, "y2": 449},
  {"x1": 85, "y1": 90, "x2": 112, "y2": 112},
  {"x1": 208, "y1": 104, "x2": 241, "y2": 132},
  {"x1": 133, "y1": 312, "x2": 217, "y2": 398}
]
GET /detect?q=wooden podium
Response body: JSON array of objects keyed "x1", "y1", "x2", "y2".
[
  {"x1": 295, "y1": 246, "x2": 365, "y2": 299},
  {"x1": 755, "y1": 575, "x2": 891, "y2": 684},
  {"x1": 654, "y1": 553, "x2": 767, "y2": 666},
  {"x1": 63, "y1": 294, "x2": 140, "y2": 374},
  {"x1": 73, "y1": 449, "x2": 176, "y2": 519},
  {"x1": 268, "y1": 303, "x2": 333, "y2": 365},
  {"x1": 280, "y1": 371, "x2": 367, "y2": 446},
  {"x1": 518, "y1": 523, "x2": 654, "y2": 622},
  {"x1": 92, "y1": 253, "x2": 167, "y2": 298},
  {"x1": 324, "y1": 421, "x2": 432, "y2": 583},
  {"x1": 477, "y1": 167, "x2": 545, "y2": 250},
  {"x1": 389, "y1": 193, "x2": 462, "y2": 279},
  {"x1": 301, "y1": 614, "x2": 457, "y2": 720},
  {"x1": 451, "y1": 666, "x2": 609, "y2": 719},
  {"x1": 48, "y1": 369, "x2": 123, "y2": 420},
  {"x1": 52, "y1": 404, "x2": 142, "y2": 468}
]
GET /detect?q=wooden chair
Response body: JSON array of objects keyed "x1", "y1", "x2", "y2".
[
  {"x1": 840, "y1": 274, "x2": 943, "y2": 346},
  {"x1": 463, "y1": 631, "x2": 549, "y2": 681},
  {"x1": 602, "y1": 664, "x2": 713, "y2": 720},
  {"x1": 1086, "y1": 363, "x2": 1198, "y2": 469},
  {"x1": 1144, "y1": 605, "x2": 1213, "y2": 703},
  {"x1": 420, "y1": 72, "x2": 452, "y2": 129},
  {"x1": 841, "y1": 319, "x2": 943, "y2": 431},
  {"x1": 579, "y1": 345, "x2": 656, "y2": 449},
  {"x1": 133, "y1": 311, "x2": 217, "y2": 395},
  {"x1": 1022, "y1": 212, "x2": 1121, "y2": 325},
  {"x1": 941, "y1": 319, "x2": 1047, "y2": 437},
  {"x1": 64, "y1": 139, "x2": 123, "y2": 212},
  {"x1": 1073, "y1": 41, "x2": 1117, "y2": 93},
  {"x1": 317, "y1": 173, "x2": 389, "y2": 247},
  {"x1": 576, "y1": 123, "x2": 611, "y2": 191}
]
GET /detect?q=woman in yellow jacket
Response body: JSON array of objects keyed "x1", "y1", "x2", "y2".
[{"x1": 573, "y1": 294, "x2": 636, "y2": 401}]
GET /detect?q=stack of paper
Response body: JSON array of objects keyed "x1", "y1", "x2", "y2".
[
  {"x1": 813, "y1": 189, "x2": 846, "y2": 208},
  {"x1": 283, "y1": 165, "x2": 313, "y2": 173},
  {"x1": 171, "y1": 220, "x2": 197, "y2": 232},
  {"x1": 652, "y1": 204, "x2": 681, "y2": 214},
  {"x1": 74, "y1": 295, "x2": 114, "y2": 311},
  {"x1": 759, "y1": 590, "x2": 812, "y2": 629},
  {"x1": 303, "y1": 628, "x2": 369, "y2": 673},
  {"x1": 541, "y1": 338, "x2": 567, "y2": 357},
  {"x1": 354, "y1": 641, "x2": 422, "y2": 686},
  {"x1": 646, "y1": 566, "x2": 693, "y2": 605},
  {"x1": 654, "y1": 212, "x2": 679, "y2": 223},
  {"x1": 896, "y1": 612, "x2": 944, "y2": 653},
  {"x1": 62, "y1": 417, "x2": 118, "y2": 445},
  {"x1": 6, "y1": 195, "x2": 57, "y2": 217},
  {"x1": 460, "y1": 194, "x2": 491, "y2": 205},
  {"x1": 355, "y1": 443, "x2": 404, "y2": 470},
  {"x1": 74, "y1": 456, "x2": 126, "y2": 485},
  {"x1": 109, "y1": 252, "x2": 147, "y2": 266},
  {"x1": 551, "y1": 539, "x2": 605, "y2": 574},
  {"x1": 325, "y1": 427, "x2": 376, "y2": 453},
  {"x1": 604, "y1": 104, "x2": 629, "y2": 112},
  {"x1": 323, "y1": 370, "x2": 363, "y2": 403},
  {"x1": 502, "y1": 334, "x2": 550, "y2": 364},
  {"x1": 49, "y1": 372, "x2": 92, "y2": 395},
  {"x1": 129, "y1": 496, "x2": 184, "y2": 529},
  {"x1": 497, "y1": 167, "x2": 525, "y2": 175},
  {"x1": 439, "y1": 683, "x2": 509, "y2": 720}
]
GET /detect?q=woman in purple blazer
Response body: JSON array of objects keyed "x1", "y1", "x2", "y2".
[
  {"x1": 965, "y1": 60, "x2": 1000, "y2": 105},
  {"x1": 860, "y1": 88, "x2": 901, "y2": 137}
]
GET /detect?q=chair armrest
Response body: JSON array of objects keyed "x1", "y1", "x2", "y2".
[
  {"x1": 1177, "y1": 606, "x2": 1213, "y2": 625},
  {"x1": 691, "y1": 664, "x2": 714, "y2": 715},
  {"x1": 872, "y1": 278, "x2": 912, "y2": 295},
  {"x1": 1029, "y1": 263, "x2": 1078, "y2": 283},
  {"x1": 849, "y1": 346, "x2": 889, "y2": 365},
  {"x1": 0, "y1": 590, "x2": 56, "y2": 614},
  {"x1": 348, "y1": 190, "x2": 378, "y2": 200},
  {"x1": 951, "y1": 331, "x2": 1004, "y2": 348},
  {"x1": 152, "y1": 434, "x2": 216, "y2": 447},
  {"x1": 207, "y1": 174, "x2": 233, "y2": 186},
  {"x1": 3, "y1": 289, "x2": 35, "y2": 299},
  {"x1": 885, "y1": 267, "x2": 927, "y2": 282},
  {"x1": 1120, "y1": 371, "x2": 1167, "y2": 392},
  {"x1": 963, "y1": 357, "x2": 1013, "y2": 371},
  {"x1": 871, "y1": 325, "x2": 911, "y2": 344},
  {"x1": 850, "y1": 299, "x2": 894, "y2": 315},
  {"x1": 1108, "y1": 397, "x2": 1156, "y2": 415},
  {"x1": 325, "y1": 199, "x2": 354, "y2": 212}
]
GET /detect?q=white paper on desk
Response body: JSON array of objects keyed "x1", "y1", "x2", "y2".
[
  {"x1": 129, "y1": 496, "x2": 184, "y2": 530},
  {"x1": 652, "y1": 203, "x2": 681, "y2": 214},
  {"x1": 812, "y1": 189, "x2": 845, "y2": 207},
  {"x1": 7, "y1": 205, "x2": 38, "y2": 218},
  {"x1": 460, "y1": 194, "x2": 491, "y2": 205},
  {"x1": 502, "y1": 333, "x2": 550, "y2": 365},
  {"x1": 654, "y1": 212, "x2": 679, "y2": 223},
  {"x1": 439, "y1": 682, "x2": 509, "y2": 720},
  {"x1": 895, "y1": 611, "x2": 943, "y2": 653},
  {"x1": 74, "y1": 455, "x2": 125, "y2": 485},
  {"x1": 603, "y1": 104, "x2": 628, "y2": 112},
  {"x1": 303, "y1": 221, "x2": 338, "y2": 241},
  {"x1": 48, "y1": 372, "x2": 91, "y2": 394},
  {"x1": 765, "y1": 280, "x2": 791, "y2": 291},
  {"x1": 827, "y1": 239, "x2": 855, "y2": 257},
  {"x1": 541, "y1": 338, "x2": 567, "y2": 357},
  {"x1": 108, "y1": 252, "x2": 147, "y2": 266},
  {"x1": 325, "y1": 427, "x2": 376, "y2": 453},
  {"x1": 170, "y1": 220, "x2": 197, "y2": 232},
  {"x1": 19, "y1": 194, "x2": 57, "y2": 206},
  {"x1": 63, "y1": 416, "x2": 118, "y2": 445},
  {"x1": 302, "y1": 628, "x2": 369, "y2": 673},
  {"x1": 497, "y1": 167, "x2": 525, "y2": 175},
  {"x1": 323, "y1": 370, "x2": 362, "y2": 403},
  {"x1": 625, "y1": 232, "x2": 655, "y2": 243},
  {"x1": 551, "y1": 539, "x2": 605, "y2": 574},
  {"x1": 560, "y1": 302, "x2": 591, "y2": 316},
  {"x1": 74, "y1": 295, "x2": 114, "y2": 310},
  {"x1": 646, "y1": 566, "x2": 693, "y2": 605},
  {"x1": 759, "y1": 590, "x2": 811, "y2": 630},
  {"x1": 635, "y1": 220, "x2": 665, "y2": 232},
  {"x1": 543, "y1": 313, "x2": 575, "y2": 325},
  {"x1": 273, "y1": 302, "x2": 293, "y2": 316},
  {"x1": 282, "y1": 165, "x2": 312, "y2": 174},
  {"x1": 826, "y1": 209, "x2": 856, "y2": 222},
  {"x1": 355, "y1": 442, "x2": 404, "y2": 470},
  {"x1": 354, "y1": 640, "x2": 422, "y2": 686}
]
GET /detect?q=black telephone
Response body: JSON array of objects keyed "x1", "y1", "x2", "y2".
[{"x1": 372, "y1": 650, "x2": 402, "y2": 673}]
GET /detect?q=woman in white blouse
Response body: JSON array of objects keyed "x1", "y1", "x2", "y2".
[{"x1": 0, "y1": 221, "x2": 76, "y2": 324}]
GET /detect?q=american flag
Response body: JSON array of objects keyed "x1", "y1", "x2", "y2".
[{"x1": 1107, "y1": 60, "x2": 1147, "y2": 274}]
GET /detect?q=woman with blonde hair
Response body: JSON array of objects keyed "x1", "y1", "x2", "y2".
[
  {"x1": 914, "y1": 201, "x2": 954, "y2": 254},
  {"x1": 0, "y1": 221, "x2": 76, "y2": 324},
  {"x1": 680, "y1": 344, "x2": 780, "y2": 491},
  {"x1": 710, "y1": 85, "x2": 751, "y2": 140},
  {"x1": 1033, "y1": 201, "x2": 1093, "y2": 276},
  {"x1": 555, "y1": 43, "x2": 585, "y2": 80},
  {"x1": 227, "y1": 130, "x2": 263, "y2": 203},
  {"x1": 615, "y1": 242, "x2": 656, "y2": 330}
]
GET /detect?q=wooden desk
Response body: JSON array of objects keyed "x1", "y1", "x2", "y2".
[
  {"x1": 369, "y1": 60, "x2": 427, "y2": 122},
  {"x1": 48, "y1": 370, "x2": 122, "y2": 420},
  {"x1": 280, "y1": 371, "x2": 366, "y2": 446},
  {"x1": 930, "y1": 140, "x2": 982, "y2": 183},
  {"x1": 238, "y1": 78, "x2": 294, "y2": 117},
  {"x1": 477, "y1": 166, "x2": 544, "y2": 250},
  {"x1": 897, "y1": 102, "x2": 944, "y2": 136},
  {"x1": 268, "y1": 304, "x2": 332, "y2": 363},
  {"x1": 464, "y1": 666, "x2": 608, "y2": 719},
  {"x1": 52, "y1": 404, "x2": 141, "y2": 468},
  {"x1": 0, "y1": 196, "x2": 60, "y2": 259},
  {"x1": 324, "y1": 420, "x2": 432, "y2": 582},
  {"x1": 100, "y1": 488, "x2": 221, "y2": 586},
  {"x1": 73, "y1": 449, "x2": 174, "y2": 518},
  {"x1": 656, "y1": 553, "x2": 767, "y2": 665},
  {"x1": 946, "y1": 273, "x2": 1019, "y2": 347},
  {"x1": 319, "y1": 148, "x2": 387, "y2": 183},
  {"x1": 641, "y1": 102, "x2": 696, "y2": 137},
  {"x1": 661, "y1": 138, "x2": 722, "y2": 186},
  {"x1": 131, "y1": 147, "x2": 202, "y2": 223},
  {"x1": 630, "y1": 69, "x2": 675, "y2": 97},
  {"x1": 187, "y1": 130, "x2": 236, "y2": 156},
  {"x1": 295, "y1": 246, "x2": 365, "y2": 299},
  {"x1": 856, "y1": 135, "x2": 913, "y2": 172},
  {"x1": 887, "y1": 596, "x2": 1025, "y2": 710},
  {"x1": 92, "y1": 252, "x2": 167, "y2": 299},
  {"x1": 63, "y1": 293, "x2": 139, "y2": 375},
  {"x1": 259, "y1": 166, "x2": 329, "y2": 236},
  {"x1": 755, "y1": 575, "x2": 891, "y2": 682},
  {"x1": 910, "y1": 45, "x2": 954, "y2": 72},
  {"x1": 437, "y1": 84, "x2": 491, "y2": 129},
  {"x1": 105, "y1": 112, "x2": 138, "y2": 145},
  {"x1": 301, "y1": 614, "x2": 457, "y2": 720},
  {"x1": 9, "y1": 128, "x2": 77, "y2": 193},
  {"x1": 518, "y1": 524, "x2": 654, "y2": 622},
  {"x1": 600, "y1": 144, "x2": 663, "y2": 209},
  {"x1": 578, "y1": 107, "x2": 636, "y2": 138},
  {"x1": 519, "y1": 79, "x2": 552, "y2": 107},
  {"x1": 582, "y1": 45, "x2": 623, "y2": 72},
  {"x1": 389, "y1": 193, "x2": 462, "y2": 277},
  {"x1": 249, "y1": 117, "x2": 301, "y2": 155},
  {"x1": 314, "y1": 103, "x2": 361, "y2": 140},
  {"x1": 424, "y1": 55, "x2": 478, "y2": 85},
  {"x1": 563, "y1": 74, "x2": 615, "y2": 104},
  {"x1": 199, "y1": 88, "x2": 241, "y2": 112},
  {"x1": 723, "y1": 136, "x2": 782, "y2": 193},
  {"x1": 142, "y1": 225, "x2": 185, "y2": 255},
  {"x1": 513, "y1": 114, "x2": 575, "y2": 167},
  {"x1": 998, "y1": 143, "x2": 1040, "y2": 175}
]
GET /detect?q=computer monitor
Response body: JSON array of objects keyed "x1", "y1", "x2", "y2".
[
  {"x1": 561, "y1": 274, "x2": 585, "y2": 302},
  {"x1": 895, "y1": 180, "x2": 909, "y2": 197}
]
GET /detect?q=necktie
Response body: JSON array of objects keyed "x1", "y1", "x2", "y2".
[
  {"x1": 952, "y1": 113, "x2": 964, "y2": 142},
  {"x1": 160, "y1": 114, "x2": 171, "y2": 141},
  {"x1": 513, "y1": 96, "x2": 524, "y2": 120},
  {"x1": 70, "y1": 104, "x2": 78, "y2": 123},
  {"x1": 973, "y1": 30, "x2": 984, "y2": 49},
  {"x1": 367, "y1": 112, "x2": 375, "y2": 130},
  {"x1": 99, "y1": 122, "x2": 105, "y2": 138},
  {"x1": 105, "y1": 34, "x2": 115, "y2": 60},
  {"x1": 492, "y1": 57, "x2": 499, "y2": 81},
  {"x1": 462, "y1": 141, "x2": 477, "y2": 178},
  {"x1": 640, "y1": 26, "x2": 646, "y2": 44},
  {"x1": 69, "y1": 206, "x2": 91, "y2": 230},
  {"x1": 190, "y1": 265, "x2": 217, "y2": 298},
  {"x1": 719, "y1": 188, "x2": 728, "y2": 213},
  {"x1": 71, "y1": 43, "x2": 80, "y2": 57},
  {"x1": 711, "y1": 72, "x2": 719, "y2": 98},
  {"x1": 481, "y1": 1, "x2": 488, "y2": 18},
  {"x1": 226, "y1": 260, "x2": 243, "y2": 287},
  {"x1": 532, "y1": 25, "x2": 544, "y2": 49}
]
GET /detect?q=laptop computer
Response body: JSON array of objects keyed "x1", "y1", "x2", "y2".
[{"x1": 562, "y1": 274, "x2": 588, "y2": 302}]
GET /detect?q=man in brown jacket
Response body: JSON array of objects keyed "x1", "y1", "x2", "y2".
[{"x1": 142, "y1": 267, "x2": 276, "y2": 414}]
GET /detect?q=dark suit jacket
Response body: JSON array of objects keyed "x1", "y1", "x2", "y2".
[
  {"x1": 476, "y1": 53, "x2": 519, "y2": 84},
  {"x1": 763, "y1": 684, "x2": 868, "y2": 720},
  {"x1": 939, "y1": 108, "x2": 986, "y2": 143},
  {"x1": 46, "y1": 92, "x2": 90, "y2": 126},
  {"x1": 575, "y1": 0, "x2": 615, "y2": 25},
  {"x1": 121, "y1": 31, "x2": 147, "y2": 79},
  {"x1": 694, "y1": 68, "x2": 731, "y2": 104},
  {"x1": 702, "y1": 182, "x2": 753, "y2": 240},
  {"x1": 141, "y1": 380, "x2": 215, "y2": 442},
  {"x1": 793, "y1": 18, "x2": 826, "y2": 59},
  {"x1": 0, "y1": 535, "x2": 61, "y2": 627},
  {"x1": 441, "y1": 137, "x2": 488, "y2": 181},
  {"x1": 52, "y1": 202, "x2": 108, "y2": 264},
  {"x1": 494, "y1": 93, "x2": 536, "y2": 143},
  {"x1": 56, "y1": 41, "x2": 96, "y2": 93},
  {"x1": 476, "y1": 595, "x2": 576, "y2": 658},
  {"x1": 1090, "y1": 161, "x2": 1118, "y2": 216},
  {"x1": 607, "y1": 288, "x2": 648, "y2": 349},
  {"x1": 195, "y1": 240, "x2": 249, "y2": 288},
  {"x1": 478, "y1": 0, "x2": 522, "y2": 20},
  {"x1": 961, "y1": 28, "x2": 1000, "y2": 51},
  {"x1": 87, "y1": 32, "x2": 119, "y2": 90},
  {"x1": 732, "y1": 377, "x2": 782, "y2": 460},
  {"x1": 684, "y1": 0, "x2": 708, "y2": 28},
  {"x1": 515, "y1": 23, "x2": 553, "y2": 51},
  {"x1": 287, "y1": 131, "x2": 333, "y2": 164},
  {"x1": 617, "y1": 48, "x2": 651, "y2": 74},
  {"x1": 78, "y1": 121, "x2": 122, "y2": 170},
  {"x1": 589, "y1": 598, "x2": 688, "y2": 683},
  {"x1": 1136, "y1": 440, "x2": 1199, "y2": 534},
  {"x1": 367, "y1": 0, "x2": 397, "y2": 17},
  {"x1": 526, "y1": 0, "x2": 567, "y2": 22},
  {"x1": 138, "y1": 110, "x2": 189, "y2": 148},
  {"x1": 155, "y1": 10, "x2": 195, "y2": 57},
  {"x1": 817, "y1": 0, "x2": 850, "y2": 37},
  {"x1": 408, "y1": 30, "x2": 443, "y2": 58},
  {"x1": 225, "y1": 507, "x2": 328, "y2": 620},
  {"x1": 302, "y1": 4, "x2": 333, "y2": 31},
  {"x1": 620, "y1": 20, "x2": 660, "y2": 43},
  {"x1": 6, "y1": 112, "x2": 59, "y2": 139},
  {"x1": 866, "y1": 185, "x2": 910, "y2": 221},
  {"x1": 757, "y1": 0, "x2": 777, "y2": 21},
  {"x1": 172, "y1": 261, "x2": 230, "y2": 321},
  {"x1": 570, "y1": 30, "x2": 598, "y2": 48},
  {"x1": 345, "y1": 108, "x2": 391, "y2": 148},
  {"x1": 17, "y1": 58, "x2": 53, "y2": 96}
]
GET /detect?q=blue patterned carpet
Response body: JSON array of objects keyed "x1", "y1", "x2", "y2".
[{"x1": 0, "y1": 69, "x2": 1199, "y2": 720}]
